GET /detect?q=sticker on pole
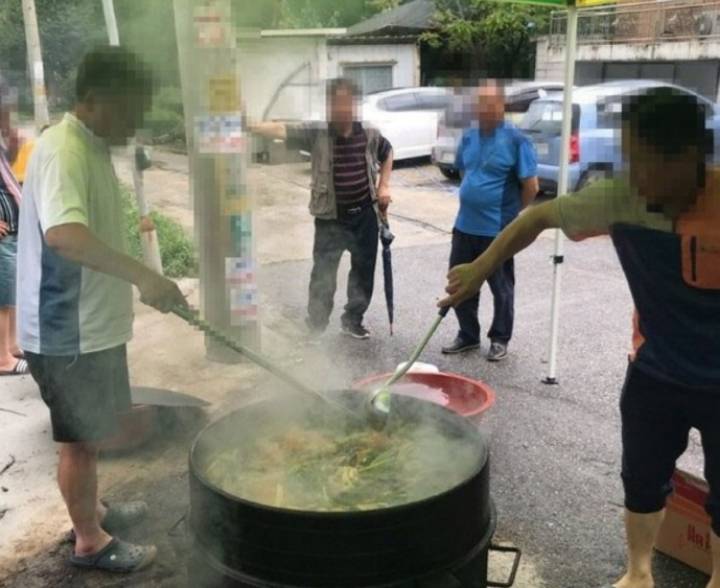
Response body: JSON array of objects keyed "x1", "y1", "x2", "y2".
[
  {"x1": 195, "y1": 114, "x2": 244, "y2": 154},
  {"x1": 209, "y1": 76, "x2": 239, "y2": 113},
  {"x1": 193, "y1": 0, "x2": 235, "y2": 48}
]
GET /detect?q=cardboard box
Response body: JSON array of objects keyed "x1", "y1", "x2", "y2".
[{"x1": 655, "y1": 469, "x2": 713, "y2": 575}]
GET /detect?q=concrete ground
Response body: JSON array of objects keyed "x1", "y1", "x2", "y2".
[{"x1": 0, "y1": 152, "x2": 710, "y2": 587}]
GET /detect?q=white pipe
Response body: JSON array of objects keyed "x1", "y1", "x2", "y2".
[
  {"x1": 544, "y1": 4, "x2": 578, "y2": 385},
  {"x1": 132, "y1": 146, "x2": 163, "y2": 274},
  {"x1": 101, "y1": 0, "x2": 120, "y2": 46},
  {"x1": 101, "y1": 0, "x2": 163, "y2": 275}
]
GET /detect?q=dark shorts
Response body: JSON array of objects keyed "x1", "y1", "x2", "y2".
[
  {"x1": 620, "y1": 363, "x2": 720, "y2": 536},
  {"x1": 26, "y1": 345, "x2": 132, "y2": 444}
]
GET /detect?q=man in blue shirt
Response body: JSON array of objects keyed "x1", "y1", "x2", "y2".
[{"x1": 442, "y1": 80, "x2": 539, "y2": 361}]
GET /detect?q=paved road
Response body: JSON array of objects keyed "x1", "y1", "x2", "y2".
[{"x1": 258, "y1": 230, "x2": 708, "y2": 588}]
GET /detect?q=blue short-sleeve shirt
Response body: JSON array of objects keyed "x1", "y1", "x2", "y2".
[{"x1": 455, "y1": 122, "x2": 537, "y2": 237}]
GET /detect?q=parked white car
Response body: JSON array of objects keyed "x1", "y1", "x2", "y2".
[{"x1": 361, "y1": 87, "x2": 451, "y2": 160}]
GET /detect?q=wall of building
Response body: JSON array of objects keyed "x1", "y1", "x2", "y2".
[
  {"x1": 327, "y1": 43, "x2": 420, "y2": 89},
  {"x1": 535, "y1": 37, "x2": 720, "y2": 101},
  {"x1": 236, "y1": 36, "x2": 328, "y2": 122},
  {"x1": 235, "y1": 37, "x2": 420, "y2": 124}
]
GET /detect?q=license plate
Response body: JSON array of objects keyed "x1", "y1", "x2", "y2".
[
  {"x1": 441, "y1": 152, "x2": 455, "y2": 164},
  {"x1": 535, "y1": 142, "x2": 549, "y2": 157}
]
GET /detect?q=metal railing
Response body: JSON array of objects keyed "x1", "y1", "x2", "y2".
[{"x1": 549, "y1": 0, "x2": 720, "y2": 46}]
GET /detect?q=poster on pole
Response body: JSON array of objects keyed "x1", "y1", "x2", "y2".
[
  {"x1": 193, "y1": 0, "x2": 235, "y2": 48},
  {"x1": 194, "y1": 114, "x2": 244, "y2": 154}
]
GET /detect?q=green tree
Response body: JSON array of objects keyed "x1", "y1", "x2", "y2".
[
  {"x1": 421, "y1": 0, "x2": 550, "y2": 79},
  {"x1": 0, "y1": 0, "x2": 106, "y2": 113}
]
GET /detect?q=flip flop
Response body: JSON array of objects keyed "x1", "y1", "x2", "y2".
[
  {"x1": 0, "y1": 359, "x2": 28, "y2": 376},
  {"x1": 70, "y1": 537, "x2": 156, "y2": 573},
  {"x1": 65, "y1": 500, "x2": 149, "y2": 543}
]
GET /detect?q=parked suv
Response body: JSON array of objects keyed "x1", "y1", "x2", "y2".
[
  {"x1": 519, "y1": 80, "x2": 720, "y2": 195},
  {"x1": 431, "y1": 81, "x2": 564, "y2": 179}
]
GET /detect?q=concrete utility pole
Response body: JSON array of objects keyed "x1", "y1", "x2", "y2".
[
  {"x1": 173, "y1": 0, "x2": 260, "y2": 361},
  {"x1": 21, "y1": 0, "x2": 50, "y2": 130}
]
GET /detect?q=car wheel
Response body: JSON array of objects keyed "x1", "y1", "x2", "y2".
[
  {"x1": 439, "y1": 167, "x2": 460, "y2": 181},
  {"x1": 577, "y1": 168, "x2": 611, "y2": 191}
]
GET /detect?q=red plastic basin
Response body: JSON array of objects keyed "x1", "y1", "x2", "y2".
[{"x1": 353, "y1": 372, "x2": 496, "y2": 418}]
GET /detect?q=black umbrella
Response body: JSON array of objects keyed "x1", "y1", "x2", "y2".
[{"x1": 379, "y1": 220, "x2": 395, "y2": 336}]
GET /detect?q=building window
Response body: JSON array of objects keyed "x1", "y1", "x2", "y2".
[{"x1": 342, "y1": 64, "x2": 393, "y2": 95}]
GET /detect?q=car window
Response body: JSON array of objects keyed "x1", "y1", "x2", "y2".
[
  {"x1": 505, "y1": 95, "x2": 536, "y2": 114},
  {"x1": 596, "y1": 98, "x2": 624, "y2": 129},
  {"x1": 443, "y1": 93, "x2": 475, "y2": 128},
  {"x1": 414, "y1": 91, "x2": 451, "y2": 110},
  {"x1": 519, "y1": 101, "x2": 580, "y2": 135},
  {"x1": 378, "y1": 93, "x2": 420, "y2": 112}
]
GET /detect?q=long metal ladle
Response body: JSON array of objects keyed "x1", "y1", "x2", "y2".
[
  {"x1": 368, "y1": 306, "x2": 451, "y2": 425},
  {"x1": 172, "y1": 306, "x2": 356, "y2": 418}
]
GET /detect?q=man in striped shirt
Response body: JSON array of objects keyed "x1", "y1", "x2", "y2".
[{"x1": 251, "y1": 79, "x2": 393, "y2": 339}]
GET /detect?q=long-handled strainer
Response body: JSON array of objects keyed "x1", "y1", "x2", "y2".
[
  {"x1": 172, "y1": 306, "x2": 357, "y2": 418},
  {"x1": 368, "y1": 306, "x2": 451, "y2": 425}
]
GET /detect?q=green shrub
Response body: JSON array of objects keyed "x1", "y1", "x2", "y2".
[
  {"x1": 144, "y1": 86, "x2": 186, "y2": 145},
  {"x1": 121, "y1": 186, "x2": 197, "y2": 278}
]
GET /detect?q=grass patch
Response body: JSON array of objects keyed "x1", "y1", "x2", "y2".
[{"x1": 121, "y1": 186, "x2": 197, "y2": 278}]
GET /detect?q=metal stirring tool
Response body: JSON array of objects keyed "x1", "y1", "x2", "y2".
[
  {"x1": 172, "y1": 306, "x2": 357, "y2": 419},
  {"x1": 368, "y1": 306, "x2": 451, "y2": 425}
]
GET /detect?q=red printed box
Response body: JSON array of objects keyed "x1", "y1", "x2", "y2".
[{"x1": 655, "y1": 469, "x2": 713, "y2": 575}]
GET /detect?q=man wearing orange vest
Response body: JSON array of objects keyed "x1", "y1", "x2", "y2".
[{"x1": 441, "y1": 88, "x2": 720, "y2": 588}]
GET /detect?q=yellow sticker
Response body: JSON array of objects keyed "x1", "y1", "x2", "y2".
[
  {"x1": 223, "y1": 199, "x2": 250, "y2": 215},
  {"x1": 209, "y1": 76, "x2": 239, "y2": 113}
]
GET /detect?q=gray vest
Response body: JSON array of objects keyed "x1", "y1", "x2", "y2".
[{"x1": 309, "y1": 124, "x2": 382, "y2": 220}]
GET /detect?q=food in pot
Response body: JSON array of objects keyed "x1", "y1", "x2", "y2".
[{"x1": 202, "y1": 422, "x2": 479, "y2": 512}]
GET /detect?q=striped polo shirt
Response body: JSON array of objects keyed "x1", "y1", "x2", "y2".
[{"x1": 333, "y1": 122, "x2": 391, "y2": 218}]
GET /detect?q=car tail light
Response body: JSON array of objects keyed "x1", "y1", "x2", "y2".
[{"x1": 570, "y1": 133, "x2": 580, "y2": 163}]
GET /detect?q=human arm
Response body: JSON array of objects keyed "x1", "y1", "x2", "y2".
[
  {"x1": 439, "y1": 200, "x2": 561, "y2": 307},
  {"x1": 0, "y1": 220, "x2": 9, "y2": 239},
  {"x1": 247, "y1": 121, "x2": 287, "y2": 141},
  {"x1": 249, "y1": 121, "x2": 319, "y2": 154},
  {"x1": 439, "y1": 179, "x2": 620, "y2": 308},
  {"x1": 376, "y1": 135, "x2": 393, "y2": 213},
  {"x1": 39, "y1": 150, "x2": 186, "y2": 312},
  {"x1": 517, "y1": 133, "x2": 539, "y2": 209},
  {"x1": 45, "y1": 223, "x2": 186, "y2": 312},
  {"x1": 521, "y1": 176, "x2": 539, "y2": 209}
]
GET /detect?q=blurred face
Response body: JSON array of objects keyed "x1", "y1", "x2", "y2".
[
  {"x1": 82, "y1": 89, "x2": 149, "y2": 145},
  {"x1": 328, "y1": 87, "x2": 356, "y2": 127},
  {"x1": 623, "y1": 124, "x2": 701, "y2": 210},
  {"x1": 477, "y1": 82, "x2": 505, "y2": 131}
]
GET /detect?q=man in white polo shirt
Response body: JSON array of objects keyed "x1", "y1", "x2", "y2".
[{"x1": 17, "y1": 47, "x2": 186, "y2": 573}]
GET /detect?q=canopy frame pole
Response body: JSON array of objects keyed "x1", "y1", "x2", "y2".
[{"x1": 543, "y1": 3, "x2": 578, "y2": 385}]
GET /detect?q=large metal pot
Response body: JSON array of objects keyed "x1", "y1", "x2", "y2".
[{"x1": 187, "y1": 392, "x2": 517, "y2": 587}]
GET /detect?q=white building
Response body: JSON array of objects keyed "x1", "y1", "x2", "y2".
[{"x1": 535, "y1": 0, "x2": 720, "y2": 101}]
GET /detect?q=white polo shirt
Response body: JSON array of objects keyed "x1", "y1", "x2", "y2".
[{"x1": 17, "y1": 113, "x2": 133, "y2": 355}]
